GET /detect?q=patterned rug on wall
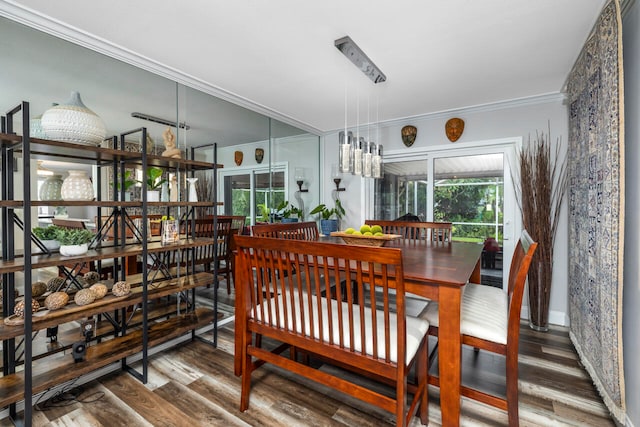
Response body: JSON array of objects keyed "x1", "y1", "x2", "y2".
[{"x1": 567, "y1": 0, "x2": 625, "y2": 423}]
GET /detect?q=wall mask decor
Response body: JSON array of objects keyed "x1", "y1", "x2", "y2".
[
  {"x1": 255, "y1": 148, "x2": 264, "y2": 164},
  {"x1": 401, "y1": 125, "x2": 417, "y2": 147},
  {"x1": 234, "y1": 150, "x2": 243, "y2": 166},
  {"x1": 445, "y1": 118, "x2": 465, "y2": 142}
]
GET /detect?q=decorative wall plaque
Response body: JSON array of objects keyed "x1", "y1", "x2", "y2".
[
  {"x1": 401, "y1": 125, "x2": 417, "y2": 147},
  {"x1": 445, "y1": 118, "x2": 465, "y2": 142},
  {"x1": 234, "y1": 150, "x2": 243, "y2": 166},
  {"x1": 255, "y1": 148, "x2": 264, "y2": 164}
]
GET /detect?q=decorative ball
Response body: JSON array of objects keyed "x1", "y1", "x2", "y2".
[
  {"x1": 32, "y1": 282, "x2": 48, "y2": 298},
  {"x1": 44, "y1": 292, "x2": 69, "y2": 310},
  {"x1": 47, "y1": 277, "x2": 66, "y2": 293},
  {"x1": 90, "y1": 283, "x2": 108, "y2": 299},
  {"x1": 74, "y1": 289, "x2": 96, "y2": 306},
  {"x1": 14, "y1": 299, "x2": 40, "y2": 318},
  {"x1": 112, "y1": 281, "x2": 131, "y2": 297},
  {"x1": 75, "y1": 276, "x2": 89, "y2": 289},
  {"x1": 84, "y1": 271, "x2": 100, "y2": 285}
]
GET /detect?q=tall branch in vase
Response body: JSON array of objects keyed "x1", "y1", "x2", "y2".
[
  {"x1": 195, "y1": 171, "x2": 213, "y2": 218},
  {"x1": 517, "y1": 126, "x2": 568, "y2": 331}
]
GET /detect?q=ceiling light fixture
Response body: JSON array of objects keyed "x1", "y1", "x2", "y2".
[
  {"x1": 335, "y1": 36, "x2": 386, "y2": 84},
  {"x1": 131, "y1": 112, "x2": 190, "y2": 130}
]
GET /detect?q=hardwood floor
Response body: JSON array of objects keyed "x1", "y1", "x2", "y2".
[{"x1": 1, "y1": 287, "x2": 615, "y2": 426}]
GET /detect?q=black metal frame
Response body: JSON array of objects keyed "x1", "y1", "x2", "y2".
[{"x1": 0, "y1": 103, "x2": 221, "y2": 425}]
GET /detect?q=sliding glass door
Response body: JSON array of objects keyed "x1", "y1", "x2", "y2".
[{"x1": 371, "y1": 140, "x2": 519, "y2": 289}]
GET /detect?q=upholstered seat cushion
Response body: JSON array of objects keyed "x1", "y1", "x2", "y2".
[
  {"x1": 422, "y1": 283, "x2": 508, "y2": 345},
  {"x1": 252, "y1": 290, "x2": 429, "y2": 364}
]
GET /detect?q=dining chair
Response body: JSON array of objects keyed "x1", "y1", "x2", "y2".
[
  {"x1": 235, "y1": 236, "x2": 429, "y2": 426},
  {"x1": 365, "y1": 219, "x2": 452, "y2": 243},
  {"x1": 251, "y1": 221, "x2": 319, "y2": 240},
  {"x1": 420, "y1": 230, "x2": 537, "y2": 426}
]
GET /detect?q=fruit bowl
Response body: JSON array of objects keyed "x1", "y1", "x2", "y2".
[{"x1": 330, "y1": 231, "x2": 402, "y2": 247}]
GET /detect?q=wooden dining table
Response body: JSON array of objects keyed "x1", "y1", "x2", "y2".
[{"x1": 233, "y1": 236, "x2": 483, "y2": 427}]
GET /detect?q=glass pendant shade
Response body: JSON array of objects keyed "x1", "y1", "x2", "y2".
[
  {"x1": 363, "y1": 141, "x2": 373, "y2": 178},
  {"x1": 339, "y1": 131, "x2": 353, "y2": 173},
  {"x1": 373, "y1": 143, "x2": 383, "y2": 178}
]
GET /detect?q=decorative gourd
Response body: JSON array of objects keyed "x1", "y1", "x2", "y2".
[
  {"x1": 112, "y1": 281, "x2": 131, "y2": 297},
  {"x1": 74, "y1": 289, "x2": 95, "y2": 306},
  {"x1": 44, "y1": 292, "x2": 69, "y2": 310},
  {"x1": 47, "y1": 277, "x2": 66, "y2": 293},
  {"x1": 90, "y1": 283, "x2": 108, "y2": 299},
  {"x1": 84, "y1": 271, "x2": 100, "y2": 285},
  {"x1": 14, "y1": 299, "x2": 40, "y2": 318},
  {"x1": 32, "y1": 282, "x2": 47, "y2": 298}
]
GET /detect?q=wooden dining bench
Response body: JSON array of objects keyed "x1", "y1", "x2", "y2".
[{"x1": 234, "y1": 235, "x2": 429, "y2": 426}]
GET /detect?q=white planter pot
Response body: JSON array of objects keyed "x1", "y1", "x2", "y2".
[
  {"x1": 42, "y1": 239, "x2": 60, "y2": 251},
  {"x1": 147, "y1": 190, "x2": 160, "y2": 202},
  {"x1": 59, "y1": 243, "x2": 88, "y2": 257}
]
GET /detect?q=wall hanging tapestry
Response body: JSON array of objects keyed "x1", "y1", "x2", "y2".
[{"x1": 566, "y1": 0, "x2": 625, "y2": 422}]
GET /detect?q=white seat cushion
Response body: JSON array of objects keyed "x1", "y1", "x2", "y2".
[
  {"x1": 253, "y1": 290, "x2": 429, "y2": 364},
  {"x1": 422, "y1": 283, "x2": 508, "y2": 345}
]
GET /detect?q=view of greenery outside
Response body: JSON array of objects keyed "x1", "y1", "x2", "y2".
[
  {"x1": 434, "y1": 178, "x2": 503, "y2": 243},
  {"x1": 374, "y1": 173, "x2": 503, "y2": 244},
  {"x1": 225, "y1": 171, "x2": 285, "y2": 224}
]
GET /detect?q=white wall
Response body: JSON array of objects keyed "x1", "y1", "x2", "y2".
[
  {"x1": 622, "y1": 2, "x2": 640, "y2": 426},
  {"x1": 321, "y1": 94, "x2": 570, "y2": 326}
]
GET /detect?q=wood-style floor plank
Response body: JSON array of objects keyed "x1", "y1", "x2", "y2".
[{"x1": 0, "y1": 287, "x2": 616, "y2": 427}]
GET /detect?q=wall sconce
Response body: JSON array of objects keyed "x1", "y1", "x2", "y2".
[
  {"x1": 295, "y1": 168, "x2": 308, "y2": 192},
  {"x1": 331, "y1": 164, "x2": 345, "y2": 192}
]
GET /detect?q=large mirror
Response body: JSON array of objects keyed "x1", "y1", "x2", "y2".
[{"x1": 0, "y1": 16, "x2": 320, "y2": 234}]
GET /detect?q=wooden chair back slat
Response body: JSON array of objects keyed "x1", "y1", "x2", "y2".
[
  {"x1": 251, "y1": 221, "x2": 319, "y2": 241},
  {"x1": 365, "y1": 219, "x2": 452, "y2": 242}
]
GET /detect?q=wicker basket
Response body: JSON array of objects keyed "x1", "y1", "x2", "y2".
[{"x1": 330, "y1": 231, "x2": 402, "y2": 247}]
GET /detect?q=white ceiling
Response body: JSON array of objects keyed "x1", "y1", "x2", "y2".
[{"x1": 1, "y1": 0, "x2": 606, "y2": 136}]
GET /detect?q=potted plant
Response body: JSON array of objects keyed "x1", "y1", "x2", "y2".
[
  {"x1": 32, "y1": 225, "x2": 62, "y2": 251},
  {"x1": 111, "y1": 170, "x2": 136, "y2": 201},
  {"x1": 310, "y1": 199, "x2": 345, "y2": 235},
  {"x1": 277, "y1": 200, "x2": 303, "y2": 223},
  {"x1": 138, "y1": 167, "x2": 166, "y2": 202},
  {"x1": 55, "y1": 228, "x2": 94, "y2": 256}
]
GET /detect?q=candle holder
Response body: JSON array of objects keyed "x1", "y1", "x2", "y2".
[{"x1": 295, "y1": 168, "x2": 308, "y2": 192}]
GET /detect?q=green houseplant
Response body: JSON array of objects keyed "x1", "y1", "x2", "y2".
[
  {"x1": 138, "y1": 167, "x2": 166, "y2": 202},
  {"x1": 55, "y1": 228, "x2": 94, "y2": 256},
  {"x1": 277, "y1": 200, "x2": 303, "y2": 222},
  {"x1": 32, "y1": 225, "x2": 62, "y2": 251},
  {"x1": 310, "y1": 199, "x2": 345, "y2": 234},
  {"x1": 111, "y1": 170, "x2": 136, "y2": 201}
]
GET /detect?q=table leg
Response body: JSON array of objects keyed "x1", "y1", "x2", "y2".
[
  {"x1": 470, "y1": 258, "x2": 481, "y2": 284},
  {"x1": 438, "y1": 285, "x2": 462, "y2": 427}
]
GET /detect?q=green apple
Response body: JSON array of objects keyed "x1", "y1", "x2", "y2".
[
  {"x1": 352, "y1": 230, "x2": 362, "y2": 235},
  {"x1": 345, "y1": 227, "x2": 356, "y2": 234},
  {"x1": 363, "y1": 231, "x2": 373, "y2": 236},
  {"x1": 360, "y1": 224, "x2": 372, "y2": 234},
  {"x1": 374, "y1": 232, "x2": 384, "y2": 236},
  {"x1": 371, "y1": 225, "x2": 383, "y2": 234}
]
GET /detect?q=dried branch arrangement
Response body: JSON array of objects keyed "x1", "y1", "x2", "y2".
[{"x1": 518, "y1": 127, "x2": 568, "y2": 329}]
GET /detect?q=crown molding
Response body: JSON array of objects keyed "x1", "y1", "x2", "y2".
[
  {"x1": 0, "y1": 1, "x2": 323, "y2": 136},
  {"x1": 324, "y1": 92, "x2": 566, "y2": 135}
]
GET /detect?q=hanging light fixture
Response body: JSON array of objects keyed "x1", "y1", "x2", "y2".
[{"x1": 336, "y1": 35, "x2": 386, "y2": 179}]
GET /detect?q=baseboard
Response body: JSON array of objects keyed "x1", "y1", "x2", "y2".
[{"x1": 520, "y1": 306, "x2": 569, "y2": 327}]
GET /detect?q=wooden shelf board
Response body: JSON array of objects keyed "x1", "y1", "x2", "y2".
[
  {"x1": 0, "y1": 307, "x2": 214, "y2": 408},
  {"x1": 0, "y1": 272, "x2": 214, "y2": 341},
  {"x1": 0, "y1": 238, "x2": 217, "y2": 273}
]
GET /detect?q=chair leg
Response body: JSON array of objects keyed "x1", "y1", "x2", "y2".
[
  {"x1": 240, "y1": 334, "x2": 253, "y2": 411},
  {"x1": 418, "y1": 338, "x2": 429, "y2": 425},
  {"x1": 506, "y1": 350, "x2": 520, "y2": 426}
]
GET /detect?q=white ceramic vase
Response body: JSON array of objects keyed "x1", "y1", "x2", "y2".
[
  {"x1": 39, "y1": 174, "x2": 63, "y2": 201},
  {"x1": 186, "y1": 178, "x2": 198, "y2": 202},
  {"x1": 59, "y1": 243, "x2": 88, "y2": 257},
  {"x1": 147, "y1": 190, "x2": 160, "y2": 202},
  {"x1": 40, "y1": 91, "x2": 106, "y2": 145},
  {"x1": 61, "y1": 170, "x2": 94, "y2": 201}
]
